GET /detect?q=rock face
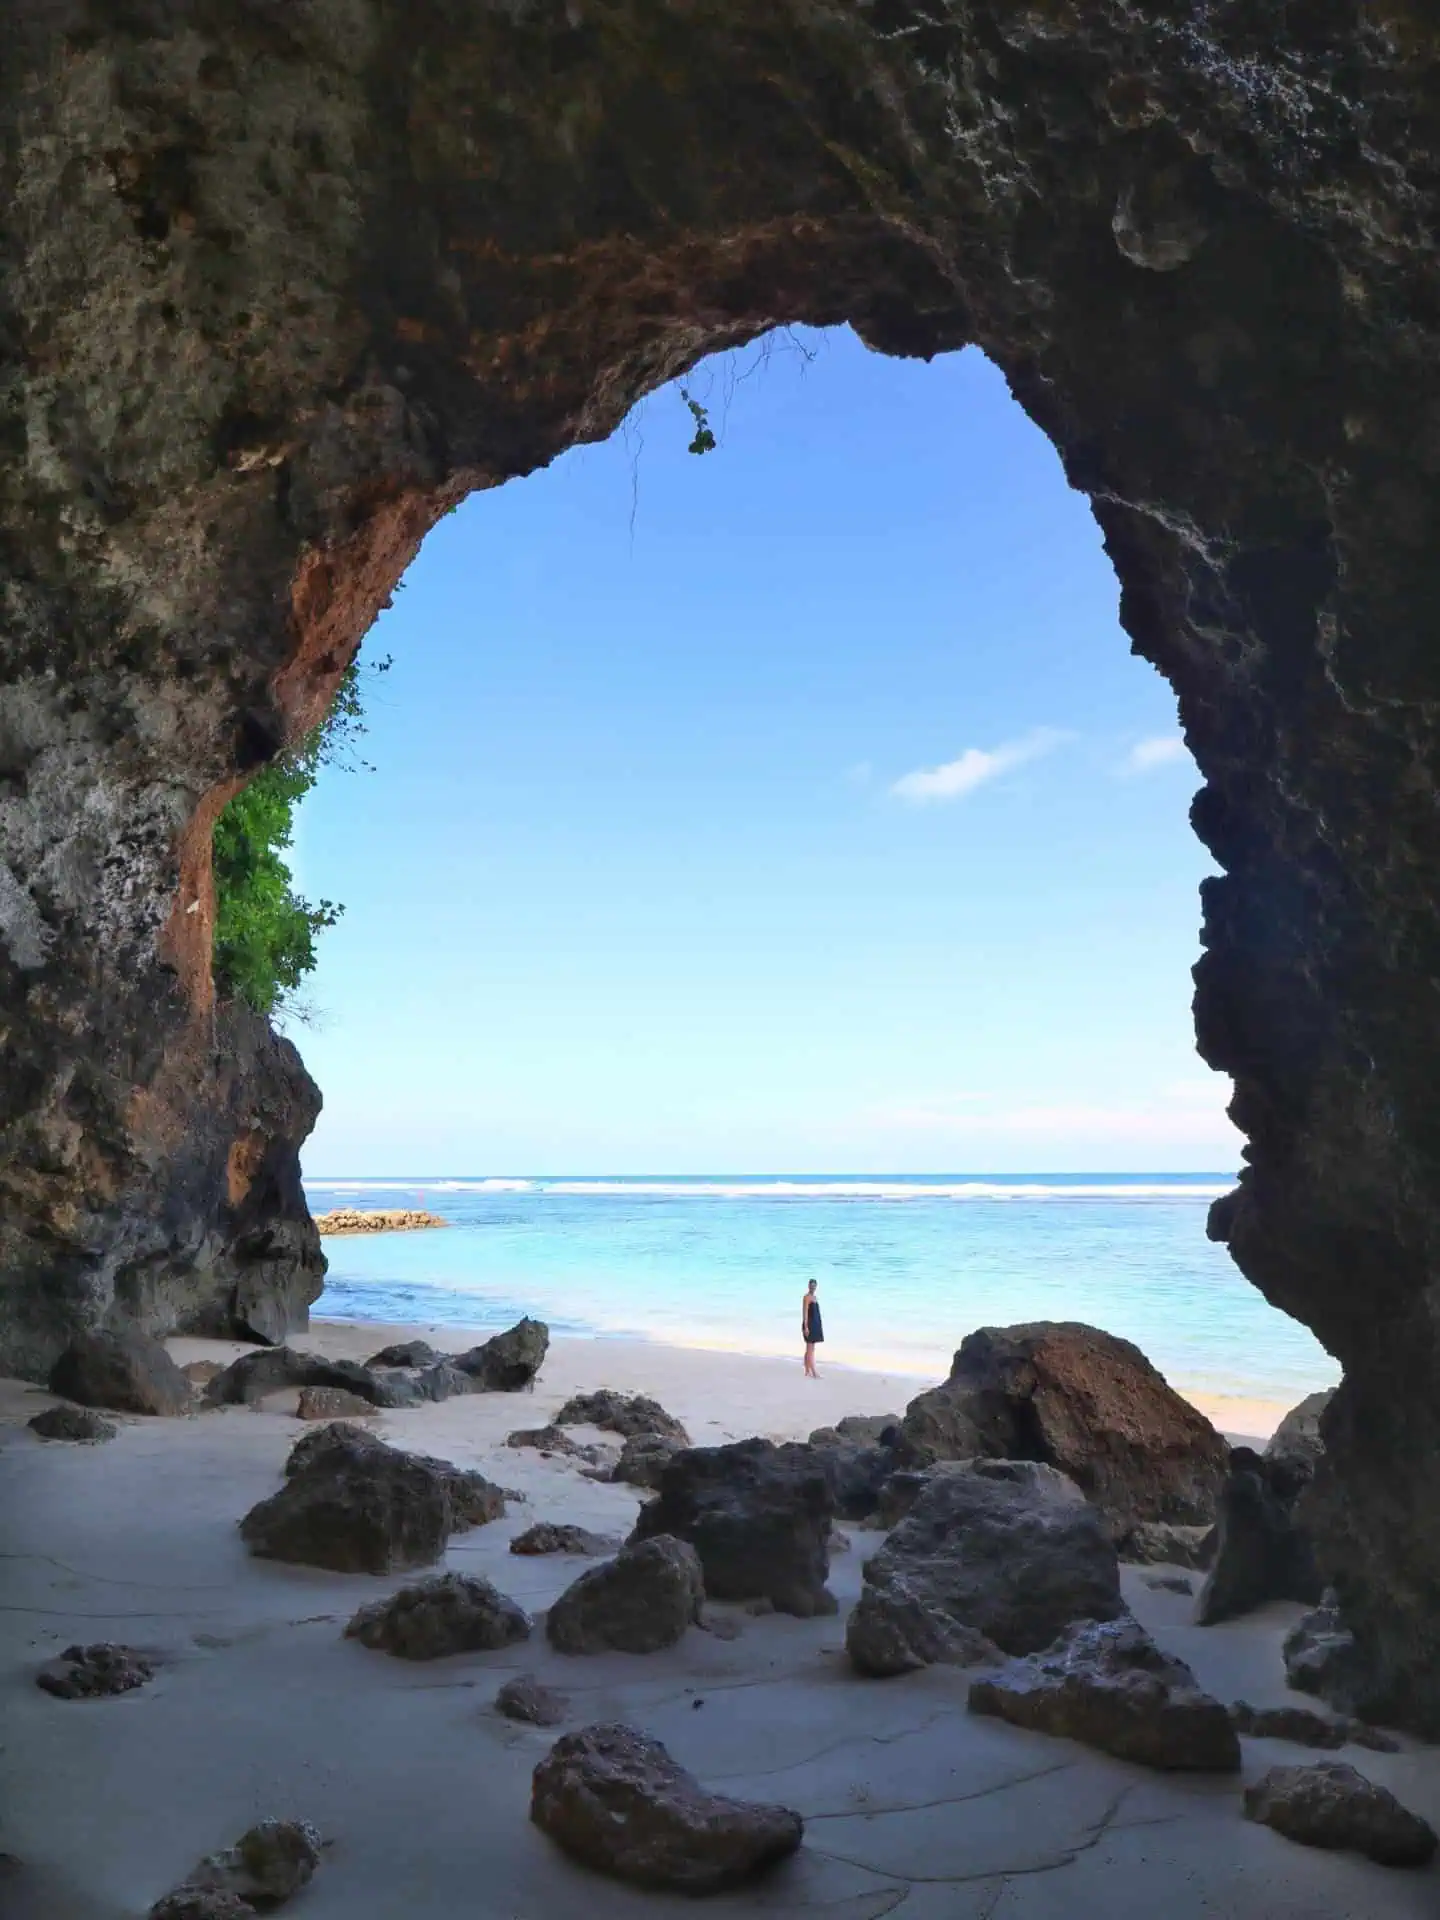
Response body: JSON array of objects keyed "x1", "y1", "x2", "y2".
[
  {"x1": 531, "y1": 1724, "x2": 803, "y2": 1892},
  {"x1": 48, "y1": 1328, "x2": 192, "y2": 1417},
  {"x1": 546, "y1": 1536, "x2": 705, "y2": 1656},
  {"x1": 345, "y1": 1573, "x2": 531, "y2": 1659},
  {"x1": 969, "y1": 1616, "x2": 1241, "y2": 1772},
  {"x1": 848, "y1": 1460, "x2": 1122, "y2": 1675},
  {"x1": 555, "y1": 1391, "x2": 689, "y2": 1444},
  {"x1": 242, "y1": 1428, "x2": 505, "y2": 1573},
  {"x1": 900, "y1": 1324, "x2": 1227, "y2": 1548},
  {"x1": 1196, "y1": 1445, "x2": 1322, "y2": 1625},
  {"x1": 36, "y1": 1644, "x2": 154, "y2": 1699},
  {"x1": 28, "y1": 1404, "x2": 117, "y2": 1443},
  {"x1": 5, "y1": 0, "x2": 1440, "y2": 1730},
  {"x1": 631, "y1": 1439, "x2": 835, "y2": 1617},
  {"x1": 1124, "y1": 1522, "x2": 1214, "y2": 1570},
  {"x1": 1243, "y1": 1763, "x2": 1436, "y2": 1867}
]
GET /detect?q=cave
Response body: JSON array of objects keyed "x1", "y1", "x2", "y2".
[{"x1": 3, "y1": 2, "x2": 1440, "y2": 1742}]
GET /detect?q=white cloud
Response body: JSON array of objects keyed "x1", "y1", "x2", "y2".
[
  {"x1": 891, "y1": 728, "x2": 1067, "y2": 804},
  {"x1": 1121, "y1": 734, "x2": 1190, "y2": 776}
]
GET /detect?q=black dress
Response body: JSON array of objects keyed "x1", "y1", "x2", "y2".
[{"x1": 805, "y1": 1299, "x2": 825, "y2": 1344}]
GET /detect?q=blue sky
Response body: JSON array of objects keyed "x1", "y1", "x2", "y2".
[{"x1": 291, "y1": 328, "x2": 1239, "y2": 1174}]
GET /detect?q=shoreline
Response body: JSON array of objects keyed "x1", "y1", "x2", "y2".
[{"x1": 309, "y1": 1315, "x2": 1286, "y2": 1445}]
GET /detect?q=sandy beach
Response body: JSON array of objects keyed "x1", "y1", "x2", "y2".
[{"x1": 1, "y1": 1320, "x2": 1432, "y2": 1919}]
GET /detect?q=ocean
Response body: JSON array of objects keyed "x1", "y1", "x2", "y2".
[{"x1": 305, "y1": 1173, "x2": 1338, "y2": 1412}]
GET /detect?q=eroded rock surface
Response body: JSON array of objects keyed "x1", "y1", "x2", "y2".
[
  {"x1": 345, "y1": 1573, "x2": 531, "y2": 1659},
  {"x1": 364, "y1": 1340, "x2": 438, "y2": 1369},
  {"x1": 969, "y1": 1616, "x2": 1241, "y2": 1772},
  {"x1": 1243, "y1": 1762, "x2": 1436, "y2": 1867},
  {"x1": 1229, "y1": 1700, "x2": 1399, "y2": 1754},
  {"x1": 631, "y1": 1438, "x2": 834, "y2": 1617},
  {"x1": 546, "y1": 1536, "x2": 704, "y2": 1656},
  {"x1": 531, "y1": 1724, "x2": 803, "y2": 1891},
  {"x1": 48, "y1": 1328, "x2": 192, "y2": 1417},
  {"x1": 901, "y1": 1323, "x2": 1227, "y2": 1547},
  {"x1": 1284, "y1": 1591, "x2": 1364, "y2": 1708},
  {"x1": 4, "y1": 0, "x2": 1440, "y2": 1728},
  {"x1": 849, "y1": 1459, "x2": 1121, "y2": 1674},
  {"x1": 148, "y1": 1890, "x2": 255, "y2": 1920}
]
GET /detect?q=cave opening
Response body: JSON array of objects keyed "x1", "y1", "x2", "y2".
[{"x1": 285, "y1": 326, "x2": 1336, "y2": 1415}]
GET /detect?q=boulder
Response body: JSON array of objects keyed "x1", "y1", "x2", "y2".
[
  {"x1": 1144, "y1": 1573, "x2": 1194, "y2": 1595},
  {"x1": 610, "y1": 1432, "x2": 681, "y2": 1490},
  {"x1": 161, "y1": 1819, "x2": 322, "y2": 1911},
  {"x1": 36, "y1": 1643, "x2": 154, "y2": 1699},
  {"x1": 1229, "y1": 1700, "x2": 1399, "y2": 1752},
  {"x1": 1283, "y1": 1591, "x2": 1364, "y2": 1707},
  {"x1": 510, "y1": 1522, "x2": 621, "y2": 1557},
  {"x1": 243, "y1": 1430, "x2": 505, "y2": 1574},
  {"x1": 48, "y1": 1327, "x2": 192, "y2": 1417},
  {"x1": 1243, "y1": 1762, "x2": 1436, "y2": 1866},
  {"x1": 28, "y1": 1404, "x2": 117, "y2": 1443},
  {"x1": 555, "y1": 1390, "x2": 689, "y2": 1444},
  {"x1": 181, "y1": 1360, "x2": 224, "y2": 1389},
  {"x1": 450, "y1": 1317, "x2": 549, "y2": 1391},
  {"x1": 280, "y1": 1422, "x2": 505, "y2": 1528},
  {"x1": 969, "y1": 1616, "x2": 1241, "y2": 1771},
  {"x1": 295, "y1": 1386, "x2": 379, "y2": 1421},
  {"x1": 1123, "y1": 1521, "x2": 1215, "y2": 1569},
  {"x1": 1195, "y1": 1445, "x2": 1321, "y2": 1625},
  {"x1": 283, "y1": 1419, "x2": 386, "y2": 1477},
  {"x1": 496, "y1": 1676, "x2": 569, "y2": 1727},
  {"x1": 848, "y1": 1460, "x2": 1122, "y2": 1674},
  {"x1": 364, "y1": 1339, "x2": 439, "y2": 1369},
  {"x1": 346, "y1": 1573, "x2": 531, "y2": 1659},
  {"x1": 547, "y1": 1536, "x2": 704, "y2": 1655},
  {"x1": 631, "y1": 1438, "x2": 835, "y2": 1617},
  {"x1": 243, "y1": 1444, "x2": 452, "y2": 1574},
  {"x1": 530, "y1": 1723, "x2": 803, "y2": 1892},
  {"x1": 900, "y1": 1323, "x2": 1228, "y2": 1547}
]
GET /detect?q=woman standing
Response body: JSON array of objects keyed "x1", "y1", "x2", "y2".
[{"x1": 801, "y1": 1278, "x2": 824, "y2": 1378}]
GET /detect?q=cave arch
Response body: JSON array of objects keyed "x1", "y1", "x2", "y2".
[{"x1": 3, "y1": 3, "x2": 1439, "y2": 1725}]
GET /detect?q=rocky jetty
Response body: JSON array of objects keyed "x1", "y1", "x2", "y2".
[{"x1": 313, "y1": 1209, "x2": 447, "y2": 1235}]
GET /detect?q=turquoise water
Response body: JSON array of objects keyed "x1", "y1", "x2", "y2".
[{"x1": 307, "y1": 1174, "x2": 1337, "y2": 1410}]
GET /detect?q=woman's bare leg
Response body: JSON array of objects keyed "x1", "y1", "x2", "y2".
[{"x1": 803, "y1": 1341, "x2": 816, "y2": 1377}]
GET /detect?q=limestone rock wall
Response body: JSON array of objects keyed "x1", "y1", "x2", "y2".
[{"x1": 2, "y1": 2, "x2": 1439, "y2": 1723}]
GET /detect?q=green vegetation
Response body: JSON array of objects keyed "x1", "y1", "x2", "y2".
[{"x1": 212, "y1": 658, "x2": 387, "y2": 1017}]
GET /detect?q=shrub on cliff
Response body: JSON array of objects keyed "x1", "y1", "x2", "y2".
[{"x1": 212, "y1": 657, "x2": 387, "y2": 1016}]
